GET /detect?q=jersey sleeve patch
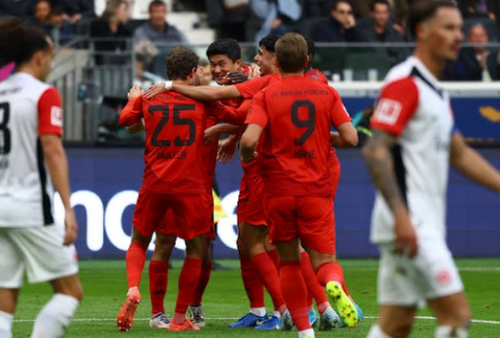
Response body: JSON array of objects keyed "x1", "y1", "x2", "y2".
[
  {"x1": 38, "y1": 87, "x2": 63, "y2": 136},
  {"x1": 371, "y1": 76, "x2": 419, "y2": 136}
]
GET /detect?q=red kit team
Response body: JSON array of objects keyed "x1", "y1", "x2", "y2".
[{"x1": 117, "y1": 32, "x2": 362, "y2": 337}]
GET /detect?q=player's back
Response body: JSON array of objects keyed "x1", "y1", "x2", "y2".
[
  {"x1": 139, "y1": 91, "x2": 209, "y2": 195},
  {"x1": 253, "y1": 76, "x2": 351, "y2": 196},
  {"x1": 0, "y1": 73, "x2": 60, "y2": 226}
]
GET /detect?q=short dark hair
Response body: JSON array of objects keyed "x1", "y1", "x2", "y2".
[
  {"x1": 149, "y1": 0, "x2": 166, "y2": 12},
  {"x1": 166, "y1": 47, "x2": 199, "y2": 80},
  {"x1": 258, "y1": 34, "x2": 281, "y2": 53},
  {"x1": 409, "y1": 0, "x2": 457, "y2": 38},
  {"x1": 198, "y1": 58, "x2": 209, "y2": 67},
  {"x1": 206, "y1": 39, "x2": 241, "y2": 62},
  {"x1": 329, "y1": 0, "x2": 351, "y2": 12},
  {"x1": 275, "y1": 32, "x2": 307, "y2": 73},
  {"x1": 370, "y1": 0, "x2": 390, "y2": 12},
  {"x1": 0, "y1": 17, "x2": 50, "y2": 68}
]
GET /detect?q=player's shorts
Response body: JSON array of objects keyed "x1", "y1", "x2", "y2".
[
  {"x1": 237, "y1": 174, "x2": 267, "y2": 226},
  {"x1": 133, "y1": 190, "x2": 208, "y2": 241},
  {"x1": 264, "y1": 195, "x2": 335, "y2": 254},
  {"x1": 377, "y1": 235, "x2": 464, "y2": 307},
  {"x1": 0, "y1": 226, "x2": 79, "y2": 288}
]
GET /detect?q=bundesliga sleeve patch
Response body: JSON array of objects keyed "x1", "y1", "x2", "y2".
[
  {"x1": 373, "y1": 98, "x2": 402, "y2": 126},
  {"x1": 50, "y1": 106, "x2": 63, "y2": 127}
]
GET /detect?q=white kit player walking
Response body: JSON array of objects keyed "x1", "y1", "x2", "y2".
[
  {"x1": 0, "y1": 18, "x2": 83, "y2": 338},
  {"x1": 363, "y1": 1, "x2": 500, "y2": 338}
]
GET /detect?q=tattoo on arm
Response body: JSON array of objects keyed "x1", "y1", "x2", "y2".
[{"x1": 363, "y1": 130, "x2": 406, "y2": 212}]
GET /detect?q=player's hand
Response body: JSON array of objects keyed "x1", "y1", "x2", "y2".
[
  {"x1": 240, "y1": 151, "x2": 258, "y2": 163},
  {"x1": 217, "y1": 137, "x2": 238, "y2": 164},
  {"x1": 127, "y1": 85, "x2": 142, "y2": 100},
  {"x1": 144, "y1": 82, "x2": 167, "y2": 99},
  {"x1": 63, "y1": 209, "x2": 78, "y2": 246},
  {"x1": 204, "y1": 125, "x2": 221, "y2": 145},
  {"x1": 226, "y1": 71, "x2": 248, "y2": 84},
  {"x1": 128, "y1": 118, "x2": 145, "y2": 134},
  {"x1": 247, "y1": 64, "x2": 261, "y2": 79},
  {"x1": 393, "y1": 209, "x2": 418, "y2": 258}
]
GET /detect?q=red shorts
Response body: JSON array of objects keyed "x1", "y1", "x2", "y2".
[
  {"x1": 264, "y1": 195, "x2": 335, "y2": 254},
  {"x1": 133, "y1": 190, "x2": 209, "y2": 240},
  {"x1": 237, "y1": 174, "x2": 267, "y2": 226}
]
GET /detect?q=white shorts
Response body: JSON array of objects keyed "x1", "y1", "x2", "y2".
[
  {"x1": 377, "y1": 235, "x2": 463, "y2": 307},
  {"x1": 0, "y1": 226, "x2": 79, "y2": 288}
]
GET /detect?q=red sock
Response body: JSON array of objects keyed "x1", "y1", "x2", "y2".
[
  {"x1": 251, "y1": 252, "x2": 286, "y2": 312},
  {"x1": 191, "y1": 259, "x2": 213, "y2": 306},
  {"x1": 301, "y1": 252, "x2": 329, "y2": 305},
  {"x1": 316, "y1": 262, "x2": 350, "y2": 296},
  {"x1": 148, "y1": 260, "x2": 169, "y2": 315},
  {"x1": 240, "y1": 253, "x2": 265, "y2": 308},
  {"x1": 280, "y1": 261, "x2": 310, "y2": 331},
  {"x1": 174, "y1": 257, "x2": 202, "y2": 318},
  {"x1": 126, "y1": 242, "x2": 147, "y2": 289},
  {"x1": 267, "y1": 249, "x2": 280, "y2": 273},
  {"x1": 307, "y1": 292, "x2": 314, "y2": 311}
]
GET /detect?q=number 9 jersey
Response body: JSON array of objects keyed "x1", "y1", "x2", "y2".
[
  {"x1": 0, "y1": 73, "x2": 63, "y2": 227},
  {"x1": 119, "y1": 91, "x2": 225, "y2": 195}
]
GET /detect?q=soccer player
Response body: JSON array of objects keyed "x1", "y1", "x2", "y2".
[
  {"x1": 362, "y1": 2, "x2": 500, "y2": 338},
  {"x1": 240, "y1": 32, "x2": 360, "y2": 338},
  {"x1": 117, "y1": 47, "x2": 229, "y2": 332},
  {"x1": 0, "y1": 18, "x2": 83, "y2": 338}
]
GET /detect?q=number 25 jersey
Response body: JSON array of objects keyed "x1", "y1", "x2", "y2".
[{"x1": 120, "y1": 92, "x2": 224, "y2": 195}]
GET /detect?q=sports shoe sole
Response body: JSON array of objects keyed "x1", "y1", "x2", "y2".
[
  {"x1": 325, "y1": 281, "x2": 358, "y2": 328},
  {"x1": 117, "y1": 295, "x2": 140, "y2": 332}
]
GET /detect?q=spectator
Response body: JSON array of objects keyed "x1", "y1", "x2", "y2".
[
  {"x1": 205, "y1": 0, "x2": 249, "y2": 42},
  {"x1": 50, "y1": 5, "x2": 75, "y2": 45},
  {"x1": 443, "y1": 24, "x2": 500, "y2": 81},
  {"x1": 353, "y1": 0, "x2": 408, "y2": 19},
  {"x1": 359, "y1": 0, "x2": 405, "y2": 65},
  {"x1": 33, "y1": 0, "x2": 74, "y2": 45},
  {"x1": 0, "y1": 0, "x2": 36, "y2": 20},
  {"x1": 133, "y1": 0, "x2": 188, "y2": 46},
  {"x1": 250, "y1": 0, "x2": 302, "y2": 43},
  {"x1": 311, "y1": 0, "x2": 364, "y2": 42},
  {"x1": 460, "y1": 0, "x2": 500, "y2": 23},
  {"x1": 134, "y1": 54, "x2": 164, "y2": 89},
  {"x1": 198, "y1": 58, "x2": 213, "y2": 86},
  {"x1": 34, "y1": 0, "x2": 51, "y2": 23},
  {"x1": 54, "y1": 0, "x2": 95, "y2": 22},
  {"x1": 90, "y1": 0, "x2": 131, "y2": 65}
]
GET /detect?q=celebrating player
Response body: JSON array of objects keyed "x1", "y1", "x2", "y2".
[
  {"x1": 0, "y1": 18, "x2": 83, "y2": 338},
  {"x1": 241, "y1": 32, "x2": 359, "y2": 338},
  {"x1": 363, "y1": 1, "x2": 500, "y2": 338},
  {"x1": 117, "y1": 47, "x2": 230, "y2": 332}
]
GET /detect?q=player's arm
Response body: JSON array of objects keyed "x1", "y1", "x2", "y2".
[
  {"x1": 449, "y1": 131, "x2": 500, "y2": 192},
  {"x1": 205, "y1": 123, "x2": 245, "y2": 145},
  {"x1": 241, "y1": 124, "x2": 263, "y2": 162},
  {"x1": 144, "y1": 81, "x2": 242, "y2": 101},
  {"x1": 211, "y1": 99, "x2": 251, "y2": 126},
  {"x1": 330, "y1": 122, "x2": 358, "y2": 148},
  {"x1": 119, "y1": 86, "x2": 143, "y2": 127}
]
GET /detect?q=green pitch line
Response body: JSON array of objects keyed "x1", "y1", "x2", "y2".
[{"x1": 12, "y1": 259, "x2": 500, "y2": 338}]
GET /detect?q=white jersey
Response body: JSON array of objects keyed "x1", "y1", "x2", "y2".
[
  {"x1": 0, "y1": 72, "x2": 63, "y2": 227},
  {"x1": 370, "y1": 56, "x2": 455, "y2": 243}
]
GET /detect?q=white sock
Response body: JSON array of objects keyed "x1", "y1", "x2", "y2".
[
  {"x1": 31, "y1": 294, "x2": 79, "y2": 338},
  {"x1": 435, "y1": 326, "x2": 468, "y2": 338},
  {"x1": 0, "y1": 310, "x2": 13, "y2": 338},
  {"x1": 298, "y1": 328, "x2": 315, "y2": 338},
  {"x1": 273, "y1": 310, "x2": 280, "y2": 318},
  {"x1": 367, "y1": 325, "x2": 395, "y2": 338},
  {"x1": 249, "y1": 307, "x2": 266, "y2": 317}
]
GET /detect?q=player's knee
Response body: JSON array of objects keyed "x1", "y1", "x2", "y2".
[{"x1": 384, "y1": 321, "x2": 413, "y2": 338}]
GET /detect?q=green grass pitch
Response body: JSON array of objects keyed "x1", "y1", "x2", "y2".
[{"x1": 11, "y1": 258, "x2": 500, "y2": 337}]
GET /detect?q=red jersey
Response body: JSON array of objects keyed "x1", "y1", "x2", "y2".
[
  {"x1": 304, "y1": 68, "x2": 329, "y2": 85},
  {"x1": 234, "y1": 73, "x2": 282, "y2": 99},
  {"x1": 119, "y1": 92, "x2": 225, "y2": 195},
  {"x1": 246, "y1": 75, "x2": 351, "y2": 197}
]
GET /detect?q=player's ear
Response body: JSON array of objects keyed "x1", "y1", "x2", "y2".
[
  {"x1": 304, "y1": 55, "x2": 310, "y2": 68},
  {"x1": 33, "y1": 50, "x2": 44, "y2": 67},
  {"x1": 235, "y1": 59, "x2": 242, "y2": 69}
]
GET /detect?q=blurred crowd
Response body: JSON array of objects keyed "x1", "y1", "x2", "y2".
[{"x1": 1, "y1": 0, "x2": 500, "y2": 81}]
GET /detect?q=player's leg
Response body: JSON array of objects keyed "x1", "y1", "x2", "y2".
[
  {"x1": 148, "y1": 231, "x2": 176, "y2": 329},
  {"x1": 297, "y1": 196, "x2": 359, "y2": 328},
  {"x1": 367, "y1": 305, "x2": 416, "y2": 338},
  {"x1": 0, "y1": 229, "x2": 22, "y2": 338},
  {"x1": 428, "y1": 292, "x2": 470, "y2": 338},
  {"x1": 169, "y1": 234, "x2": 205, "y2": 331},
  {"x1": 266, "y1": 195, "x2": 314, "y2": 338},
  {"x1": 189, "y1": 236, "x2": 213, "y2": 327}
]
